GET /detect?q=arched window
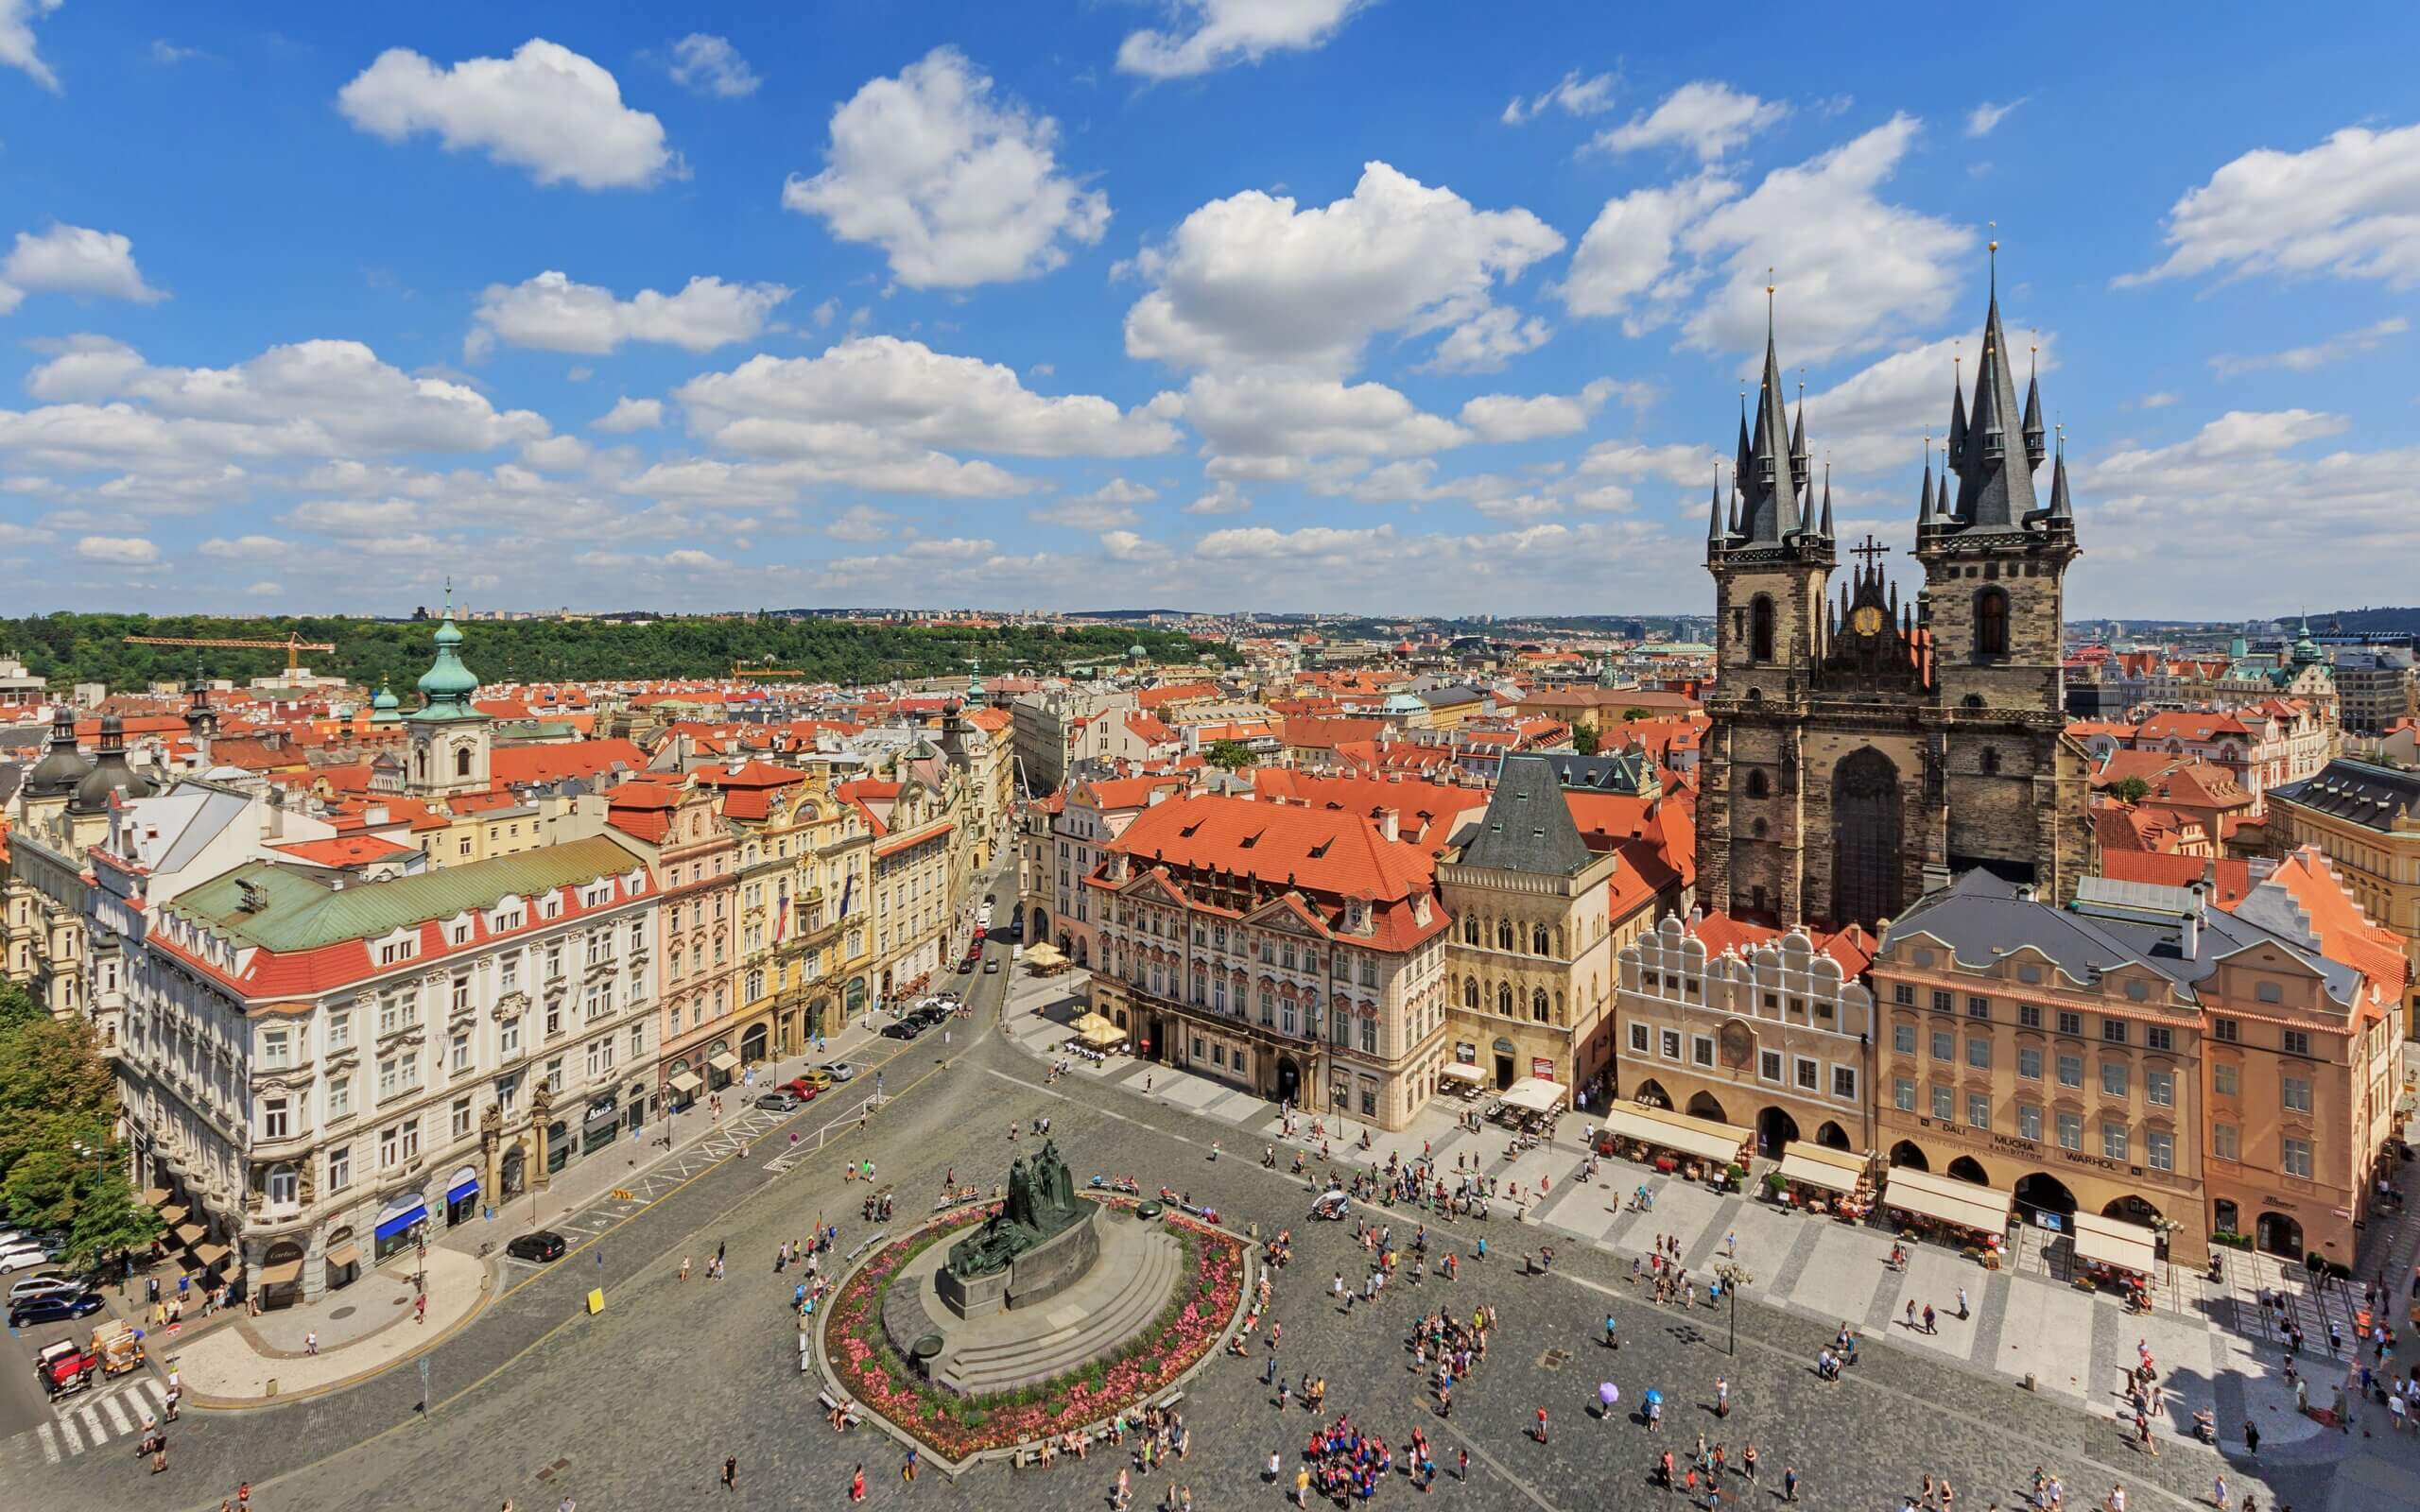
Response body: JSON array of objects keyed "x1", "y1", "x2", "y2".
[
  {"x1": 1495, "y1": 920, "x2": 1514, "y2": 952},
  {"x1": 1745, "y1": 769, "x2": 1769, "y2": 799},
  {"x1": 1531, "y1": 924, "x2": 1550, "y2": 955},
  {"x1": 1750, "y1": 595, "x2": 1775, "y2": 662},
  {"x1": 1462, "y1": 978, "x2": 1478, "y2": 1010},
  {"x1": 1531, "y1": 988, "x2": 1549, "y2": 1022},
  {"x1": 1461, "y1": 916, "x2": 1478, "y2": 945},
  {"x1": 1974, "y1": 588, "x2": 2010, "y2": 659},
  {"x1": 1496, "y1": 983, "x2": 1513, "y2": 1017}
]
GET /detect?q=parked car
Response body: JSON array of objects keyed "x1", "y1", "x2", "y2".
[
  {"x1": 778, "y1": 1077, "x2": 821, "y2": 1101},
  {"x1": 879, "y1": 1021, "x2": 920, "y2": 1040},
  {"x1": 505, "y1": 1231, "x2": 567, "y2": 1263},
  {"x1": 821, "y1": 1062, "x2": 856, "y2": 1082},
  {"x1": 0, "y1": 1245, "x2": 52, "y2": 1275},
  {"x1": 754, "y1": 1090, "x2": 802, "y2": 1111},
  {"x1": 9, "y1": 1290, "x2": 103, "y2": 1328},
  {"x1": 9, "y1": 1274, "x2": 85, "y2": 1304},
  {"x1": 796, "y1": 1067, "x2": 836, "y2": 1090},
  {"x1": 955, "y1": 958, "x2": 975, "y2": 974}
]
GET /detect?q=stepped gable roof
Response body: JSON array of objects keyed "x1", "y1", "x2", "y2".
[{"x1": 1686, "y1": 910, "x2": 1876, "y2": 976}]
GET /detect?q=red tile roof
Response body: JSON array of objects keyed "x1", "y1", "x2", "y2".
[
  {"x1": 1687, "y1": 911, "x2": 1876, "y2": 976},
  {"x1": 489, "y1": 739, "x2": 648, "y2": 787}
]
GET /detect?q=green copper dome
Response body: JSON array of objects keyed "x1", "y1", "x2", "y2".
[
  {"x1": 370, "y1": 680, "x2": 403, "y2": 724},
  {"x1": 412, "y1": 589, "x2": 483, "y2": 719}
]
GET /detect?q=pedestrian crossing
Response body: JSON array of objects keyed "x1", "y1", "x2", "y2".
[{"x1": 31, "y1": 1374, "x2": 170, "y2": 1463}]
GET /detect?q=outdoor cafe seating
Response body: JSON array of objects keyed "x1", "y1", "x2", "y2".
[{"x1": 1590, "y1": 1101, "x2": 1754, "y2": 1189}]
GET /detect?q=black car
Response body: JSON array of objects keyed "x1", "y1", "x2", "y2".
[
  {"x1": 755, "y1": 1090, "x2": 803, "y2": 1111},
  {"x1": 879, "y1": 1020, "x2": 922, "y2": 1040},
  {"x1": 505, "y1": 1231, "x2": 567, "y2": 1263},
  {"x1": 9, "y1": 1290, "x2": 103, "y2": 1327}
]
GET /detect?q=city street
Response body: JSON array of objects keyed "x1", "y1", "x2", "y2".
[{"x1": 2, "y1": 911, "x2": 2394, "y2": 1512}]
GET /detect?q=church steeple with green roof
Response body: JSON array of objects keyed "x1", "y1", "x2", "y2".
[
  {"x1": 411, "y1": 580, "x2": 484, "y2": 723},
  {"x1": 404, "y1": 580, "x2": 493, "y2": 805}
]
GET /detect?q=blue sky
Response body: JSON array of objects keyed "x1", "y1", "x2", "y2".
[{"x1": 2, "y1": 2, "x2": 2414, "y2": 619}]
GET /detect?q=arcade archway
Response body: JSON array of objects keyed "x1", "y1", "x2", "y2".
[
  {"x1": 1945, "y1": 1156, "x2": 1990, "y2": 1186},
  {"x1": 1685, "y1": 1091, "x2": 1730, "y2": 1124},
  {"x1": 1756, "y1": 1106, "x2": 1800, "y2": 1157},
  {"x1": 2014, "y1": 1172, "x2": 2077, "y2": 1220},
  {"x1": 1814, "y1": 1121, "x2": 1851, "y2": 1151},
  {"x1": 1887, "y1": 1140, "x2": 1928, "y2": 1171}
]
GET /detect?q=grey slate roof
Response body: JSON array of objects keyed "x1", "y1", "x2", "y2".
[
  {"x1": 2270, "y1": 759, "x2": 2420, "y2": 833},
  {"x1": 1456, "y1": 753, "x2": 1593, "y2": 876},
  {"x1": 1884, "y1": 868, "x2": 2362, "y2": 1007}
]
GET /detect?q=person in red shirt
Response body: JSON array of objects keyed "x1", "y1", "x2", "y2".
[
  {"x1": 849, "y1": 1465, "x2": 865, "y2": 1502},
  {"x1": 1534, "y1": 1406, "x2": 1548, "y2": 1443}
]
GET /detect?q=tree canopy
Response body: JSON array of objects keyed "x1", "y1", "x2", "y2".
[
  {"x1": 0, "y1": 995, "x2": 162, "y2": 1272},
  {"x1": 2, "y1": 611, "x2": 1229, "y2": 694},
  {"x1": 1203, "y1": 739, "x2": 1258, "y2": 772}
]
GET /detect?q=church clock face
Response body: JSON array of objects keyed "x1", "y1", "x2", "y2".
[{"x1": 1850, "y1": 605, "x2": 1886, "y2": 638}]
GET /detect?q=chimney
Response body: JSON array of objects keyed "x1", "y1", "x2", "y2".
[
  {"x1": 2181, "y1": 881, "x2": 2206, "y2": 955},
  {"x1": 1377, "y1": 809, "x2": 1400, "y2": 842}
]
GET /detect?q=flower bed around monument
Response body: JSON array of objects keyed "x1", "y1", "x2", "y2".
[{"x1": 824, "y1": 1195, "x2": 1246, "y2": 1459}]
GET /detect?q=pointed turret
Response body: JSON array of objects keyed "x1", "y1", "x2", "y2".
[
  {"x1": 1945, "y1": 250, "x2": 2042, "y2": 528},
  {"x1": 1739, "y1": 322, "x2": 1804, "y2": 542},
  {"x1": 1945, "y1": 364, "x2": 1968, "y2": 468},
  {"x1": 1789, "y1": 389, "x2": 1808, "y2": 491},
  {"x1": 1706, "y1": 469, "x2": 1728, "y2": 544},
  {"x1": 1817, "y1": 466, "x2": 1834, "y2": 539},
  {"x1": 1734, "y1": 394, "x2": 1753, "y2": 488},
  {"x1": 2047, "y1": 436, "x2": 2072, "y2": 523},
  {"x1": 2021, "y1": 350, "x2": 2047, "y2": 470},
  {"x1": 1916, "y1": 447, "x2": 1936, "y2": 531}
]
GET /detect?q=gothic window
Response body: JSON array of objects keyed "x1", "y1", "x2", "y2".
[
  {"x1": 1531, "y1": 924, "x2": 1550, "y2": 955},
  {"x1": 1462, "y1": 978, "x2": 1478, "y2": 1010},
  {"x1": 1531, "y1": 988, "x2": 1549, "y2": 1022},
  {"x1": 1461, "y1": 916, "x2": 1478, "y2": 945},
  {"x1": 1831, "y1": 747, "x2": 1905, "y2": 930},
  {"x1": 1745, "y1": 769, "x2": 1769, "y2": 799},
  {"x1": 1974, "y1": 588, "x2": 2010, "y2": 660},
  {"x1": 1496, "y1": 983, "x2": 1513, "y2": 1017},
  {"x1": 1495, "y1": 920, "x2": 1513, "y2": 952},
  {"x1": 1750, "y1": 595, "x2": 1775, "y2": 662}
]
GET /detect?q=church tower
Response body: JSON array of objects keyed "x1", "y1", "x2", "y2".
[
  {"x1": 1700, "y1": 257, "x2": 2094, "y2": 933},
  {"x1": 1702, "y1": 301, "x2": 1834, "y2": 923},
  {"x1": 405, "y1": 586, "x2": 493, "y2": 801}
]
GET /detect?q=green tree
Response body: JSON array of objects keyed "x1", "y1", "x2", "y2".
[
  {"x1": 0, "y1": 978, "x2": 40, "y2": 1029},
  {"x1": 1204, "y1": 739, "x2": 1257, "y2": 772},
  {"x1": 1570, "y1": 724, "x2": 1600, "y2": 755},
  {"x1": 1620, "y1": 707, "x2": 1651, "y2": 723},
  {"x1": 0, "y1": 1013, "x2": 160, "y2": 1268},
  {"x1": 2109, "y1": 775, "x2": 2152, "y2": 804}
]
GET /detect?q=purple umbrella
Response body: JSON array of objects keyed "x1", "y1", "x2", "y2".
[{"x1": 1599, "y1": 1382, "x2": 1619, "y2": 1408}]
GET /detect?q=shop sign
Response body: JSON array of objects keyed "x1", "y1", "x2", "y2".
[
  {"x1": 1455, "y1": 1042, "x2": 1478, "y2": 1064},
  {"x1": 1530, "y1": 1057, "x2": 1557, "y2": 1081}
]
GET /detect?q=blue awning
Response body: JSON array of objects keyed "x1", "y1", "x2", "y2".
[
  {"x1": 373, "y1": 1203, "x2": 428, "y2": 1241},
  {"x1": 445, "y1": 1176, "x2": 478, "y2": 1202}
]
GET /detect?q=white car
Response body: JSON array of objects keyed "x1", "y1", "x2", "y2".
[
  {"x1": 9, "y1": 1274, "x2": 82, "y2": 1303},
  {"x1": 0, "y1": 1244, "x2": 52, "y2": 1274}
]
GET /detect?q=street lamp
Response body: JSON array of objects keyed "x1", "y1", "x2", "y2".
[{"x1": 1713, "y1": 1261, "x2": 1754, "y2": 1358}]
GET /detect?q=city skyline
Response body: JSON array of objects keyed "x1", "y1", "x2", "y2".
[{"x1": 2, "y1": 5, "x2": 2415, "y2": 619}]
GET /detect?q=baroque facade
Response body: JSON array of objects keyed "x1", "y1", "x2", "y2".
[{"x1": 1700, "y1": 272, "x2": 2095, "y2": 932}]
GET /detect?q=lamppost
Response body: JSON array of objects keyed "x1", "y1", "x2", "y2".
[{"x1": 1713, "y1": 1261, "x2": 1754, "y2": 1357}]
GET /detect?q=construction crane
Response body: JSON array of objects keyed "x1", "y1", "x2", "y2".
[
  {"x1": 124, "y1": 631, "x2": 337, "y2": 672},
  {"x1": 730, "y1": 660, "x2": 804, "y2": 680}
]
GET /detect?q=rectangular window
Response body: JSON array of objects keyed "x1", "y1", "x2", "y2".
[
  {"x1": 1690, "y1": 1036, "x2": 1715, "y2": 1068},
  {"x1": 2056, "y1": 1010, "x2": 2082, "y2": 1037},
  {"x1": 2281, "y1": 1076, "x2": 2311, "y2": 1114},
  {"x1": 1930, "y1": 1085, "x2": 1954, "y2": 1120},
  {"x1": 1759, "y1": 1049, "x2": 1783, "y2": 1082},
  {"x1": 1930, "y1": 1029, "x2": 1954, "y2": 1061},
  {"x1": 328, "y1": 1012, "x2": 352, "y2": 1051},
  {"x1": 2017, "y1": 1046, "x2": 2043, "y2": 1081},
  {"x1": 379, "y1": 1123, "x2": 398, "y2": 1167},
  {"x1": 2145, "y1": 1070, "x2": 2173, "y2": 1108},
  {"x1": 327, "y1": 1075, "x2": 352, "y2": 1120},
  {"x1": 628, "y1": 1022, "x2": 646, "y2": 1059},
  {"x1": 451, "y1": 1096, "x2": 472, "y2": 1140},
  {"x1": 2016, "y1": 1103, "x2": 2042, "y2": 1142},
  {"x1": 500, "y1": 954, "x2": 519, "y2": 992},
  {"x1": 328, "y1": 1143, "x2": 352, "y2": 1193},
  {"x1": 1893, "y1": 1023, "x2": 1916, "y2": 1055},
  {"x1": 545, "y1": 1057, "x2": 565, "y2": 1095},
  {"x1": 1893, "y1": 1076, "x2": 1915, "y2": 1112},
  {"x1": 2056, "y1": 1111, "x2": 2082, "y2": 1151},
  {"x1": 1893, "y1": 983, "x2": 1914, "y2": 1006},
  {"x1": 2212, "y1": 1062, "x2": 2238, "y2": 1096},
  {"x1": 453, "y1": 976, "x2": 472, "y2": 1013},
  {"x1": 2100, "y1": 1122, "x2": 2128, "y2": 1161},
  {"x1": 1794, "y1": 1057, "x2": 1818, "y2": 1091},
  {"x1": 1660, "y1": 1030, "x2": 1681, "y2": 1060},
  {"x1": 450, "y1": 1031, "x2": 470, "y2": 1073},
  {"x1": 2282, "y1": 1138, "x2": 2312, "y2": 1179},
  {"x1": 1359, "y1": 1017, "x2": 1377, "y2": 1054},
  {"x1": 2281, "y1": 1029, "x2": 2310, "y2": 1057},
  {"x1": 1930, "y1": 989, "x2": 1952, "y2": 1013},
  {"x1": 2101, "y1": 1018, "x2": 2128, "y2": 1044},
  {"x1": 1966, "y1": 1091, "x2": 1990, "y2": 1130},
  {"x1": 1629, "y1": 1022, "x2": 1650, "y2": 1054},
  {"x1": 2212, "y1": 1123, "x2": 2239, "y2": 1160},
  {"x1": 260, "y1": 1096, "x2": 289, "y2": 1141},
  {"x1": 262, "y1": 1029, "x2": 290, "y2": 1069},
  {"x1": 2100, "y1": 1060, "x2": 2128, "y2": 1097},
  {"x1": 1965, "y1": 1038, "x2": 1991, "y2": 1070},
  {"x1": 2144, "y1": 1026, "x2": 2173, "y2": 1053},
  {"x1": 2056, "y1": 1053, "x2": 2083, "y2": 1090},
  {"x1": 2016, "y1": 1003, "x2": 2043, "y2": 1030},
  {"x1": 2212, "y1": 1017, "x2": 2238, "y2": 1042},
  {"x1": 1831, "y1": 1065, "x2": 1857, "y2": 1101},
  {"x1": 2147, "y1": 1129, "x2": 2173, "y2": 1173},
  {"x1": 1966, "y1": 995, "x2": 1991, "y2": 1020},
  {"x1": 378, "y1": 1056, "x2": 400, "y2": 1102}
]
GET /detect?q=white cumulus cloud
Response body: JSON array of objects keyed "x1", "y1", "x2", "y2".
[
  {"x1": 1, "y1": 0, "x2": 62, "y2": 93},
  {"x1": 1124, "y1": 162, "x2": 1564, "y2": 376},
  {"x1": 1459, "y1": 380, "x2": 1622, "y2": 443},
  {"x1": 783, "y1": 47, "x2": 1108, "y2": 289},
  {"x1": 1116, "y1": 0, "x2": 1367, "y2": 80},
  {"x1": 2, "y1": 224, "x2": 167, "y2": 305},
  {"x1": 1502, "y1": 71, "x2": 1616, "y2": 126},
  {"x1": 668, "y1": 34, "x2": 759, "y2": 98},
  {"x1": 592, "y1": 397, "x2": 665, "y2": 433},
  {"x1": 467, "y1": 270, "x2": 791, "y2": 358},
  {"x1": 77, "y1": 534, "x2": 159, "y2": 564},
  {"x1": 1591, "y1": 81, "x2": 1786, "y2": 162},
  {"x1": 2119, "y1": 122, "x2": 2420, "y2": 290},
  {"x1": 337, "y1": 38, "x2": 679, "y2": 190}
]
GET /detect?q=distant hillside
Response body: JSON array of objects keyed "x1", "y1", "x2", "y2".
[
  {"x1": 2, "y1": 613, "x2": 1224, "y2": 693},
  {"x1": 2305, "y1": 608, "x2": 2420, "y2": 635}
]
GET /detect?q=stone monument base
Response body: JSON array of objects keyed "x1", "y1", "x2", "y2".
[
  {"x1": 884, "y1": 1203, "x2": 1179, "y2": 1396},
  {"x1": 934, "y1": 1200, "x2": 1104, "y2": 1319}
]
